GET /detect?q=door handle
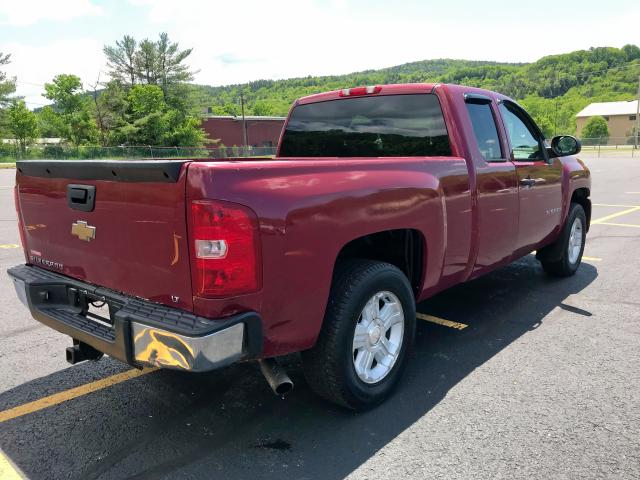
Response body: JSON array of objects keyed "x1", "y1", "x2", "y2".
[{"x1": 520, "y1": 177, "x2": 536, "y2": 188}]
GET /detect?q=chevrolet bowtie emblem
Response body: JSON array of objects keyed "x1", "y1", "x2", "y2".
[{"x1": 71, "y1": 221, "x2": 96, "y2": 242}]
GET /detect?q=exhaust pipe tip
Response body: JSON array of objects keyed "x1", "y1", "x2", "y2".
[
  {"x1": 273, "y1": 379, "x2": 294, "y2": 397},
  {"x1": 259, "y1": 358, "x2": 294, "y2": 397}
]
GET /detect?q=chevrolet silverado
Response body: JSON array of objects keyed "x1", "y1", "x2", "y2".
[{"x1": 8, "y1": 83, "x2": 591, "y2": 409}]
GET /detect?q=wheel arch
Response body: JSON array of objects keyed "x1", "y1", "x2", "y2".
[
  {"x1": 332, "y1": 228, "x2": 426, "y2": 297},
  {"x1": 571, "y1": 187, "x2": 591, "y2": 231}
]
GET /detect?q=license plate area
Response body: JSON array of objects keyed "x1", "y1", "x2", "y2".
[
  {"x1": 85, "y1": 300, "x2": 113, "y2": 327},
  {"x1": 76, "y1": 290, "x2": 119, "y2": 328}
]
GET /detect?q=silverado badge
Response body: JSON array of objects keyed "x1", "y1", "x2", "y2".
[{"x1": 71, "y1": 221, "x2": 96, "y2": 242}]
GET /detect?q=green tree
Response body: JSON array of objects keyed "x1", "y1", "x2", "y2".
[
  {"x1": 66, "y1": 109, "x2": 98, "y2": 146},
  {"x1": 93, "y1": 80, "x2": 129, "y2": 145},
  {"x1": 36, "y1": 106, "x2": 66, "y2": 138},
  {"x1": 581, "y1": 116, "x2": 609, "y2": 144},
  {"x1": 164, "y1": 112, "x2": 207, "y2": 147},
  {"x1": 99, "y1": 34, "x2": 203, "y2": 147},
  {"x1": 8, "y1": 101, "x2": 38, "y2": 151},
  {"x1": 0, "y1": 52, "x2": 17, "y2": 138},
  {"x1": 129, "y1": 84, "x2": 164, "y2": 115},
  {"x1": 0, "y1": 52, "x2": 16, "y2": 107},
  {"x1": 104, "y1": 33, "x2": 195, "y2": 97},
  {"x1": 44, "y1": 74, "x2": 97, "y2": 146},
  {"x1": 44, "y1": 74, "x2": 84, "y2": 113},
  {"x1": 156, "y1": 32, "x2": 195, "y2": 97},
  {"x1": 622, "y1": 44, "x2": 640, "y2": 61},
  {"x1": 127, "y1": 84, "x2": 166, "y2": 145},
  {"x1": 535, "y1": 115, "x2": 554, "y2": 139},
  {"x1": 103, "y1": 35, "x2": 138, "y2": 87},
  {"x1": 135, "y1": 39, "x2": 159, "y2": 85},
  {"x1": 251, "y1": 100, "x2": 275, "y2": 116}
]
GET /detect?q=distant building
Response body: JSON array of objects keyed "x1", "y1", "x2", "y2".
[
  {"x1": 201, "y1": 116, "x2": 286, "y2": 149},
  {"x1": 576, "y1": 100, "x2": 638, "y2": 143},
  {"x1": 2, "y1": 138, "x2": 62, "y2": 145}
]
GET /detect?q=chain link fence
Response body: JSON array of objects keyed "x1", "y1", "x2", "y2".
[
  {"x1": 2, "y1": 137, "x2": 639, "y2": 162},
  {"x1": 579, "y1": 136, "x2": 640, "y2": 157},
  {"x1": 0, "y1": 144, "x2": 278, "y2": 163}
]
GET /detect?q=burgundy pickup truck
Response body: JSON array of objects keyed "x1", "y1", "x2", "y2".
[{"x1": 8, "y1": 83, "x2": 590, "y2": 409}]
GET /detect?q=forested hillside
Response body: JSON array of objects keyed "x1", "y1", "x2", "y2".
[
  {"x1": 192, "y1": 59, "x2": 522, "y2": 118},
  {"x1": 196, "y1": 45, "x2": 640, "y2": 137}
]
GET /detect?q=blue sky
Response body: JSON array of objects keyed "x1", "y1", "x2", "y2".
[{"x1": 1, "y1": 0, "x2": 639, "y2": 107}]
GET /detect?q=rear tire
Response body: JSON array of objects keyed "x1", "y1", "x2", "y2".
[
  {"x1": 539, "y1": 203, "x2": 586, "y2": 277},
  {"x1": 302, "y1": 260, "x2": 416, "y2": 410}
]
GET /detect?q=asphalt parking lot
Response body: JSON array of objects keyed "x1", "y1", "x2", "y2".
[{"x1": 1, "y1": 156, "x2": 639, "y2": 480}]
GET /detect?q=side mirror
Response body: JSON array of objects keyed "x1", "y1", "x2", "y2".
[{"x1": 549, "y1": 135, "x2": 581, "y2": 157}]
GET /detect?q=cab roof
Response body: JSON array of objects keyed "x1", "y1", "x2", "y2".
[{"x1": 295, "y1": 83, "x2": 438, "y2": 105}]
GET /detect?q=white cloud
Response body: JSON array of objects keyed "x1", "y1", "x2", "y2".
[
  {"x1": 0, "y1": 0, "x2": 103, "y2": 26},
  {"x1": 3, "y1": 38, "x2": 105, "y2": 107}
]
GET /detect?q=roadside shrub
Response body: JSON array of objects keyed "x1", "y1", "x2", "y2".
[
  {"x1": 581, "y1": 116, "x2": 609, "y2": 145},
  {"x1": 0, "y1": 143, "x2": 17, "y2": 161}
]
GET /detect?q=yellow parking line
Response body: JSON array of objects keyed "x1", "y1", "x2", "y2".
[
  {"x1": 582, "y1": 256, "x2": 602, "y2": 262},
  {"x1": 417, "y1": 313, "x2": 468, "y2": 330},
  {"x1": 0, "y1": 244, "x2": 20, "y2": 249},
  {"x1": 595, "y1": 222, "x2": 640, "y2": 229},
  {"x1": 591, "y1": 206, "x2": 640, "y2": 224},
  {"x1": 0, "y1": 450, "x2": 24, "y2": 480},
  {"x1": 0, "y1": 368, "x2": 156, "y2": 424}
]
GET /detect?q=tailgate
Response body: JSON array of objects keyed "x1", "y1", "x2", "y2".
[{"x1": 15, "y1": 160, "x2": 194, "y2": 311}]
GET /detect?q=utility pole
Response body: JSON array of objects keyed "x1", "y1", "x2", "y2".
[
  {"x1": 553, "y1": 73, "x2": 558, "y2": 138},
  {"x1": 240, "y1": 90, "x2": 248, "y2": 150},
  {"x1": 635, "y1": 75, "x2": 640, "y2": 151},
  {"x1": 554, "y1": 98, "x2": 559, "y2": 137}
]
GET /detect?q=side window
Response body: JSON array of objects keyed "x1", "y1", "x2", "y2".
[
  {"x1": 499, "y1": 103, "x2": 544, "y2": 161},
  {"x1": 465, "y1": 102, "x2": 503, "y2": 160}
]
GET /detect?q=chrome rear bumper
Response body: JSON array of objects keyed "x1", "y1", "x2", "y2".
[
  {"x1": 131, "y1": 321, "x2": 245, "y2": 371},
  {"x1": 7, "y1": 264, "x2": 262, "y2": 372}
]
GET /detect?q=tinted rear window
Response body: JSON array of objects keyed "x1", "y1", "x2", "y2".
[{"x1": 279, "y1": 94, "x2": 451, "y2": 157}]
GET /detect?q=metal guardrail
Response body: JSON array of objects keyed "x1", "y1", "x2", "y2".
[{"x1": 0, "y1": 145, "x2": 278, "y2": 162}]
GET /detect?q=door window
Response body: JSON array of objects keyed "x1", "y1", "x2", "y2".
[
  {"x1": 466, "y1": 102, "x2": 503, "y2": 161},
  {"x1": 499, "y1": 102, "x2": 544, "y2": 161}
]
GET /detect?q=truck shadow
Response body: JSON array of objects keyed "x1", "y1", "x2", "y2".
[{"x1": 0, "y1": 256, "x2": 597, "y2": 480}]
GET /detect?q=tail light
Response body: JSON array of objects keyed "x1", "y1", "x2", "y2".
[{"x1": 189, "y1": 200, "x2": 262, "y2": 298}]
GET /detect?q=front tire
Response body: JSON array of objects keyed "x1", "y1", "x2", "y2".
[
  {"x1": 302, "y1": 260, "x2": 416, "y2": 410},
  {"x1": 538, "y1": 202, "x2": 587, "y2": 277}
]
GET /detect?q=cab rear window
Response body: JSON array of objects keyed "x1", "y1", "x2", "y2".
[{"x1": 279, "y1": 94, "x2": 451, "y2": 157}]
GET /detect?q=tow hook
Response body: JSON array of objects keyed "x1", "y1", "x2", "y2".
[
  {"x1": 259, "y1": 358, "x2": 294, "y2": 397},
  {"x1": 66, "y1": 339, "x2": 104, "y2": 365}
]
